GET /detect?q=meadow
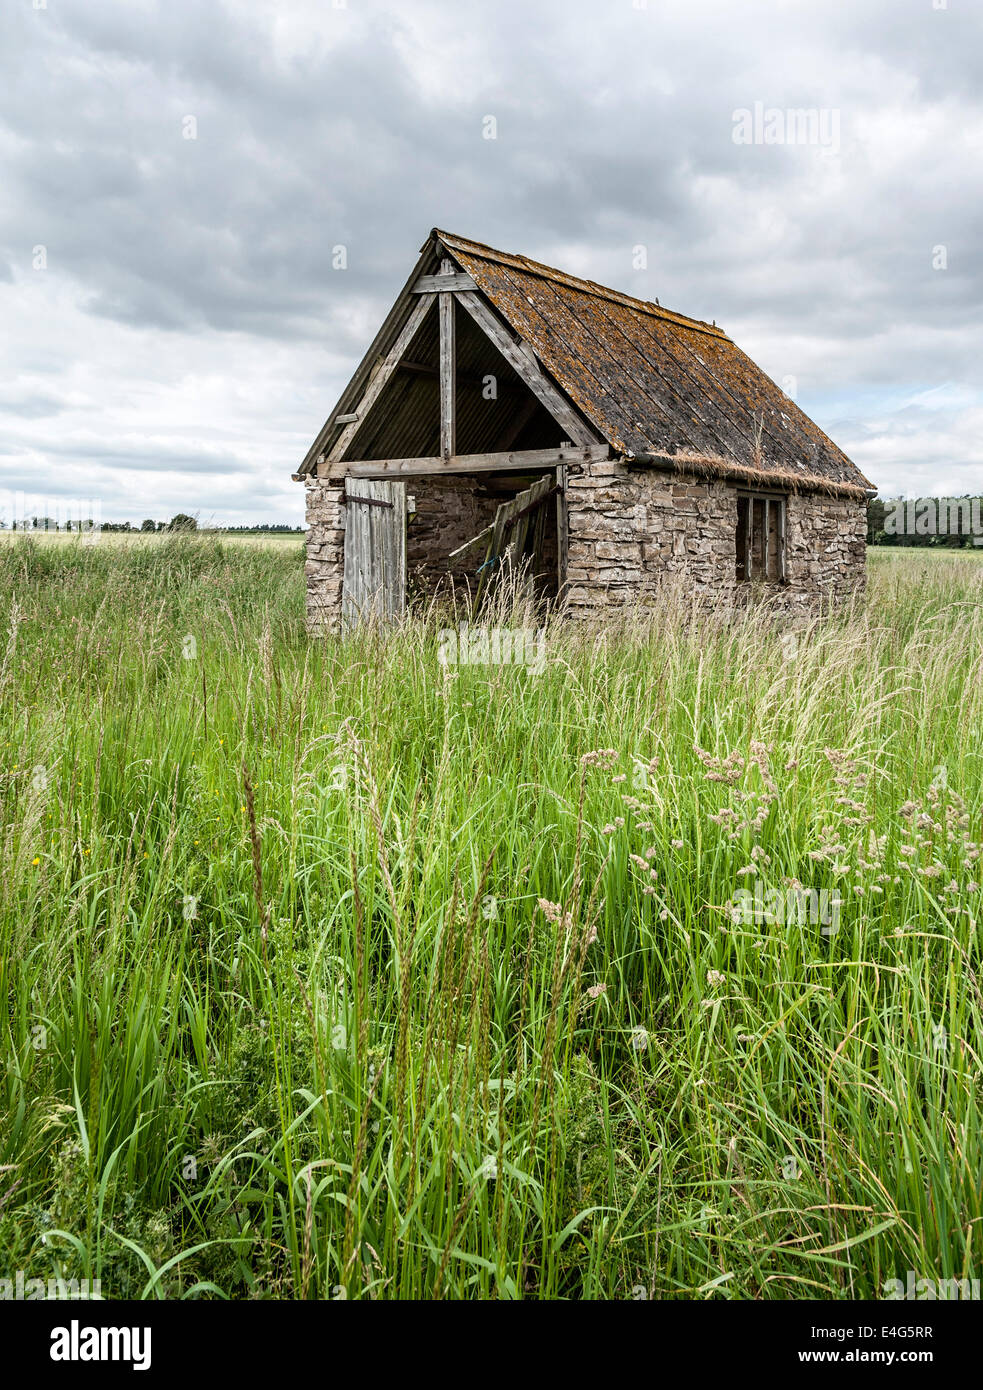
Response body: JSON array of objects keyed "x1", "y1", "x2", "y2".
[{"x1": 1, "y1": 535, "x2": 981, "y2": 1300}]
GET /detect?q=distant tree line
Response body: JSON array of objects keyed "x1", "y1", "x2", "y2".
[
  {"x1": 1, "y1": 517, "x2": 96, "y2": 531},
  {"x1": 218, "y1": 523, "x2": 304, "y2": 533},
  {"x1": 128, "y1": 516, "x2": 302, "y2": 533},
  {"x1": 124, "y1": 518, "x2": 302, "y2": 533},
  {"x1": 0, "y1": 516, "x2": 303, "y2": 534}
]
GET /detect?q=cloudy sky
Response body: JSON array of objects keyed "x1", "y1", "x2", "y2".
[{"x1": 1, "y1": 0, "x2": 979, "y2": 526}]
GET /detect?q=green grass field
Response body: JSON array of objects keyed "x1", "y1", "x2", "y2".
[{"x1": 1, "y1": 536, "x2": 981, "y2": 1300}]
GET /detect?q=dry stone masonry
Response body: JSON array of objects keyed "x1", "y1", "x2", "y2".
[
  {"x1": 305, "y1": 456, "x2": 867, "y2": 631},
  {"x1": 564, "y1": 460, "x2": 867, "y2": 618}
]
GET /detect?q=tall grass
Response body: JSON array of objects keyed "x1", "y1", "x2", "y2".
[{"x1": 1, "y1": 535, "x2": 981, "y2": 1299}]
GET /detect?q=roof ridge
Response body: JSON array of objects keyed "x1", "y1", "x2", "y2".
[{"x1": 432, "y1": 228, "x2": 729, "y2": 341}]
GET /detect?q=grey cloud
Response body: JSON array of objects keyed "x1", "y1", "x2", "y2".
[{"x1": 0, "y1": 0, "x2": 980, "y2": 520}]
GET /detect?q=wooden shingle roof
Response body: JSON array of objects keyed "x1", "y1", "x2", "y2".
[
  {"x1": 298, "y1": 230, "x2": 873, "y2": 497},
  {"x1": 436, "y1": 230, "x2": 873, "y2": 496}
]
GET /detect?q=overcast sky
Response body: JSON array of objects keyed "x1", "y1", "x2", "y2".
[{"x1": 1, "y1": 0, "x2": 980, "y2": 526}]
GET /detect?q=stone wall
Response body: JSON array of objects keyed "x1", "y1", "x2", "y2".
[
  {"x1": 563, "y1": 458, "x2": 867, "y2": 619},
  {"x1": 304, "y1": 459, "x2": 867, "y2": 630},
  {"x1": 406, "y1": 475, "x2": 501, "y2": 601},
  {"x1": 305, "y1": 475, "x2": 345, "y2": 632},
  {"x1": 783, "y1": 490, "x2": 868, "y2": 609}
]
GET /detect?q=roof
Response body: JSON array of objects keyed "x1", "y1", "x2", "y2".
[{"x1": 299, "y1": 230, "x2": 873, "y2": 496}]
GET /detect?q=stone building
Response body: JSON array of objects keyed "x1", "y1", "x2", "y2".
[{"x1": 296, "y1": 230, "x2": 874, "y2": 628}]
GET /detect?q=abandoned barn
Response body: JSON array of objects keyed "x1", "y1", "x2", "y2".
[{"x1": 296, "y1": 229, "x2": 875, "y2": 628}]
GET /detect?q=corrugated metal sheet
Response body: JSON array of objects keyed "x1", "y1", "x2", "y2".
[
  {"x1": 436, "y1": 229, "x2": 872, "y2": 493},
  {"x1": 345, "y1": 298, "x2": 562, "y2": 461}
]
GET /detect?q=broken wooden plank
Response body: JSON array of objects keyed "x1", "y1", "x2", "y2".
[
  {"x1": 503, "y1": 482, "x2": 560, "y2": 531},
  {"x1": 476, "y1": 495, "x2": 514, "y2": 608},
  {"x1": 529, "y1": 486, "x2": 550, "y2": 596},
  {"x1": 447, "y1": 520, "x2": 495, "y2": 561},
  {"x1": 476, "y1": 473, "x2": 555, "y2": 607}
]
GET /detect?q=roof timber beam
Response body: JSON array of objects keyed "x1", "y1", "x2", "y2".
[
  {"x1": 326, "y1": 292, "x2": 437, "y2": 463},
  {"x1": 412, "y1": 272, "x2": 476, "y2": 293},
  {"x1": 455, "y1": 290, "x2": 600, "y2": 449},
  {"x1": 339, "y1": 444, "x2": 610, "y2": 480}
]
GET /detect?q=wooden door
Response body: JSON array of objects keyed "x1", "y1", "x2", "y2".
[{"x1": 342, "y1": 477, "x2": 407, "y2": 628}]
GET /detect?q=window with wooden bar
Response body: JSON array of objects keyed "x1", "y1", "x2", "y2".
[{"x1": 736, "y1": 491, "x2": 786, "y2": 582}]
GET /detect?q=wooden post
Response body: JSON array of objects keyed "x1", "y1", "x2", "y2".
[
  {"x1": 438, "y1": 259, "x2": 456, "y2": 460},
  {"x1": 745, "y1": 496, "x2": 753, "y2": 580},
  {"x1": 778, "y1": 498, "x2": 787, "y2": 581},
  {"x1": 556, "y1": 462, "x2": 568, "y2": 597}
]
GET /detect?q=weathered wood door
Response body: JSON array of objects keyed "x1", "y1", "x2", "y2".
[{"x1": 342, "y1": 477, "x2": 407, "y2": 628}]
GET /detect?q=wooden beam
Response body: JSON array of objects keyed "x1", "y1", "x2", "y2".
[
  {"x1": 438, "y1": 260, "x2": 456, "y2": 460},
  {"x1": 327, "y1": 292, "x2": 436, "y2": 463},
  {"x1": 412, "y1": 272, "x2": 476, "y2": 293},
  {"x1": 455, "y1": 290, "x2": 599, "y2": 448},
  {"x1": 344, "y1": 444, "x2": 609, "y2": 479}
]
